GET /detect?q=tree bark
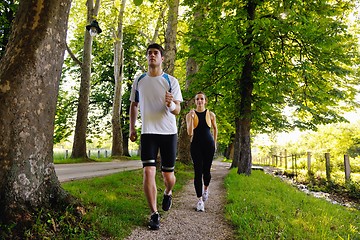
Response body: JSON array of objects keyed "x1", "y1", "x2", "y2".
[
  {"x1": 177, "y1": 58, "x2": 198, "y2": 164},
  {"x1": 0, "y1": 0, "x2": 73, "y2": 225},
  {"x1": 177, "y1": 8, "x2": 203, "y2": 164},
  {"x1": 111, "y1": 0, "x2": 127, "y2": 157},
  {"x1": 71, "y1": 0, "x2": 101, "y2": 159},
  {"x1": 164, "y1": 0, "x2": 179, "y2": 75},
  {"x1": 231, "y1": 121, "x2": 241, "y2": 168},
  {"x1": 235, "y1": 0, "x2": 256, "y2": 175}
]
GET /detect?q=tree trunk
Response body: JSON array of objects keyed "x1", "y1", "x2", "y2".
[
  {"x1": 177, "y1": 9, "x2": 204, "y2": 164},
  {"x1": 0, "y1": 0, "x2": 73, "y2": 226},
  {"x1": 71, "y1": 0, "x2": 101, "y2": 159},
  {"x1": 231, "y1": 120, "x2": 241, "y2": 168},
  {"x1": 177, "y1": 116, "x2": 192, "y2": 164},
  {"x1": 122, "y1": 130, "x2": 130, "y2": 156},
  {"x1": 236, "y1": 0, "x2": 256, "y2": 175},
  {"x1": 164, "y1": 0, "x2": 179, "y2": 75},
  {"x1": 177, "y1": 57, "x2": 199, "y2": 164},
  {"x1": 111, "y1": 0, "x2": 127, "y2": 157}
]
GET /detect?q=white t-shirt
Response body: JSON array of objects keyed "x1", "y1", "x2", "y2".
[{"x1": 129, "y1": 72, "x2": 183, "y2": 134}]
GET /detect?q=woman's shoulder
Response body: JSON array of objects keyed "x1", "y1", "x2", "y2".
[{"x1": 207, "y1": 109, "x2": 216, "y2": 117}]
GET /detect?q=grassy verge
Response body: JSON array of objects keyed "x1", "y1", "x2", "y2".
[
  {"x1": 61, "y1": 162, "x2": 193, "y2": 239},
  {"x1": 53, "y1": 155, "x2": 138, "y2": 164},
  {"x1": 225, "y1": 168, "x2": 360, "y2": 239}
]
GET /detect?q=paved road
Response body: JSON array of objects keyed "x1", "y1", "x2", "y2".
[{"x1": 55, "y1": 160, "x2": 142, "y2": 182}]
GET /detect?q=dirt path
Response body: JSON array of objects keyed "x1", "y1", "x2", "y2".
[{"x1": 125, "y1": 160, "x2": 235, "y2": 240}]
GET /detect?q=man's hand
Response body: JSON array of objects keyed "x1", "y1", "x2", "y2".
[
  {"x1": 129, "y1": 129, "x2": 137, "y2": 142},
  {"x1": 165, "y1": 91, "x2": 173, "y2": 107}
]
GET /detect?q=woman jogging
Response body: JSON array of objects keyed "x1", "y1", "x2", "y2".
[{"x1": 186, "y1": 92, "x2": 217, "y2": 212}]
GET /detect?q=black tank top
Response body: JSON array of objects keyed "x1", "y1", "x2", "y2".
[{"x1": 192, "y1": 110, "x2": 214, "y2": 145}]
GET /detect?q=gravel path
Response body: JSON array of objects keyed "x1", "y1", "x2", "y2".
[{"x1": 125, "y1": 160, "x2": 235, "y2": 240}]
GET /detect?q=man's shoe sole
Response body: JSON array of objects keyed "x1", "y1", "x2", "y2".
[
  {"x1": 162, "y1": 194, "x2": 172, "y2": 211},
  {"x1": 148, "y1": 225, "x2": 160, "y2": 230}
]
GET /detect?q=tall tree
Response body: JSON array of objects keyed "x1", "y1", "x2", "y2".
[
  {"x1": 183, "y1": 0, "x2": 360, "y2": 175},
  {"x1": 71, "y1": 0, "x2": 101, "y2": 159},
  {"x1": 111, "y1": 0, "x2": 127, "y2": 157},
  {"x1": 177, "y1": 5, "x2": 204, "y2": 164},
  {"x1": 0, "y1": 0, "x2": 73, "y2": 226},
  {"x1": 235, "y1": 0, "x2": 256, "y2": 175},
  {"x1": 163, "y1": 0, "x2": 179, "y2": 75}
]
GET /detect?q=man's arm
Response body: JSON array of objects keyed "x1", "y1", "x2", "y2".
[
  {"x1": 165, "y1": 91, "x2": 181, "y2": 115},
  {"x1": 129, "y1": 101, "x2": 138, "y2": 142},
  {"x1": 170, "y1": 100, "x2": 181, "y2": 115}
]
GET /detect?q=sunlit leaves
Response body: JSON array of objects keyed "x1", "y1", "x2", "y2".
[
  {"x1": 183, "y1": 0, "x2": 360, "y2": 140},
  {"x1": 133, "y1": 0, "x2": 142, "y2": 6}
]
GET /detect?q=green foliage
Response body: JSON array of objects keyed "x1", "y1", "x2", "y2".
[
  {"x1": 182, "y1": 0, "x2": 360, "y2": 144},
  {"x1": 225, "y1": 169, "x2": 360, "y2": 239},
  {"x1": 0, "y1": 0, "x2": 18, "y2": 59},
  {"x1": 54, "y1": 88, "x2": 77, "y2": 144},
  {"x1": 281, "y1": 121, "x2": 360, "y2": 173},
  {"x1": 134, "y1": 0, "x2": 143, "y2": 6},
  {"x1": 59, "y1": 0, "x2": 176, "y2": 147}
]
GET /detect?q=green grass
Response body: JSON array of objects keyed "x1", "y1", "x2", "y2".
[
  {"x1": 5, "y1": 160, "x2": 359, "y2": 239},
  {"x1": 53, "y1": 152, "x2": 138, "y2": 164},
  {"x1": 225, "y1": 169, "x2": 360, "y2": 239},
  {"x1": 61, "y1": 162, "x2": 193, "y2": 239}
]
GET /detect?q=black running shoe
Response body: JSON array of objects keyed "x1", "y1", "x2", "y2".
[
  {"x1": 148, "y1": 212, "x2": 160, "y2": 230},
  {"x1": 162, "y1": 193, "x2": 172, "y2": 211}
]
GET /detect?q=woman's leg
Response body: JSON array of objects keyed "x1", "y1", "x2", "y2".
[
  {"x1": 202, "y1": 144, "x2": 215, "y2": 187},
  {"x1": 191, "y1": 143, "x2": 204, "y2": 198}
]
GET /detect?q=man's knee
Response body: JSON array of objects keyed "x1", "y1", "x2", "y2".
[{"x1": 144, "y1": 166, "x2": 156, "y2": 178}]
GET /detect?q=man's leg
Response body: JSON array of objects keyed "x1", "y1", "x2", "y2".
[
  {"x1": 143, "y1": 166, "x2": 157, "y2": 213},
  {"x1": 160, "y1": 134, "x2": 177, "y2": 211},
  {"x1": 162, "y1": 171, "x2": 176, "y2": 195}
]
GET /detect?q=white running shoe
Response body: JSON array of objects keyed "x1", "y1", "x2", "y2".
[
  {"x1": 202, "y1": 190, "x2": 209, "y2": 202},
  {"x1": 196, "y1": 199, "x2": 205, "y2": 212}
]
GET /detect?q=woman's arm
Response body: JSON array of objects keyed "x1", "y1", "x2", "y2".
[
  {"x1": 186, "y1": 110, "x2": 195, "y2": 136},
  {"x1": 210, "y1": 111, "x2": 218, "y2": 146}
]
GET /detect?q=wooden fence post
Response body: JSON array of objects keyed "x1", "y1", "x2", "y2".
[
  {"x1": 294, "y1": 154, "x2": 297, "y2": 177},
  {"x1": 284, "y1": 149, "x2": 287, "y2": 169},
  {"x1": 307, "y1": 151, "x2": 311, "y2": 174},
  {"x1": 344, "y1": 155, "x2": 351, "y2": 182},
  {"x1": 88, "y1": 150, "x2": 91, "y2": 158},
  {"x1": 65, "y1": 149, "x2": 68, "y2": 159},
  {"x1": 98, "y1": 150, "x2": 100, "y2": 158},
  {"x1": 105, "y1": 150, "x2": 108, "y2": 158},
  {"x1": 325, "y1": 152, "x2": 331, "y2": 182}
]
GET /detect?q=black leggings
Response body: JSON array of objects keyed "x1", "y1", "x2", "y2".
[{"x1": 190, "y1": 142, "x2": 215, "y2": 198}]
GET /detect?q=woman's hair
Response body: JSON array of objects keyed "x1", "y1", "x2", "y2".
[{"x1": 195, "y1": 91, "x2": 207, "y2": 101}]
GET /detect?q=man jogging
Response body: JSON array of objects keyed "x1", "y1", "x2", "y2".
[{"x1": 129, "y1": 43, "x2": 183, "y2": 230}]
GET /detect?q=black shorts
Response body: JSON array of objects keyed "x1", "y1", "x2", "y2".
[{"x1": 140, "y1": 134, "x2": 177, "y2": 172}]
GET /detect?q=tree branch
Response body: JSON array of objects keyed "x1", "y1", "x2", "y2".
[{"x1": 66, "y1": 43, "x2": 82, "y2": 67}]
